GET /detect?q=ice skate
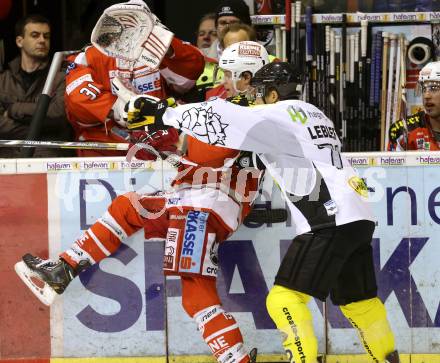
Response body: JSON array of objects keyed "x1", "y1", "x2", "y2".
[
  {"x1": 385, "y1": 350, "x2": 400, "y2": 363},
  {"x1": 249, "y1": 347, "x2": 257, "y2": 363},
  {"x1": 14, "y1": 253, "x2": 87, "y2": 306}
]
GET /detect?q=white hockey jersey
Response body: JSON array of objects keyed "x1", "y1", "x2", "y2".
[{"x1": 163, "y1": 97, "x2": 374, "y2": 235}]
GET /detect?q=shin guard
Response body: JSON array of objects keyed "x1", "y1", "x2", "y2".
[
  {"x1": 340, "y1": 297, "x2": 396, "y2": 362},
  {"x1": 194, "y1": 305, "x2": 250, "y2": 363},
  {"x1": 266, "y1": 285, "x2": 319, "y2": 363}
]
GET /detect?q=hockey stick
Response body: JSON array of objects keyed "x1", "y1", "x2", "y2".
[
  {"x1": 285, "y1": 0, "x2": 292, "y2": 62},
  {"x1": 335, "y1": 34, "x2": 342, "y2": 140},
  {"x1": 328, "y1": 28, "x2": 337, "y2": 122},
  {"x1": 0, "y1": 139, "x2": 183, "y2": 167},
  {"x1": 374, "y1": 31, "x2": 383, "y2": 151},
  {"x1": 317, "y1": 24, "x2": 325, "y2": 111},
  {"x1": 290, "y1": 0, "x2": 296, "y2": 64},
  {"x1": 281, "y1": 26, "x2": 287, "y2": 61},
  {"x1": 325, "y1": 25, "x2": 331, "y2": 116},
  {"x1": 396, "y1": 35, "x2": 407, "y2": 121},
  {"x1": 385, "y1": 33, "x2": 396, "y2": 149},
  {"x1": 369, "y1": 33, "x2": 377, "y2": 123},
  {"x1": 369, "y1": 31, "x2": 378, "y2": 150},
  {"x1": 295, "y1": 1, "x2": 301, "y2": 67},
  {"x1": 360, "y1": 20, "x2": 368, "y2": 151},
  {"x1": 305, "y1": 4, "x2": 313, "y2": 102},
  {"x1": 348, "y1": 33, "x2": 356, "y2": 150},
  {"x1": 275, "y1": 26, "x2": 283, "y2": 60},
  {"x1": 341, "y1": 14, "x2": 347, "y2": 147},
  {"x1": 244, "y1": 208, "x2": 288, "y2": 224},
  {"x1": 392, "y1": 34, "x2": 402, "y2": 125},
  {"x1": 22, "y1": 50, "x2": 80, "y2": 157},
  {"x1": 0, "y1": 139, "x2": 130, "y2": 151},
  {"x1": 400, "y1": 38, "x2": 409, "y2": 121},
  {"x1": 380, "y1": 32, "x2": 389, "y2": 151}
]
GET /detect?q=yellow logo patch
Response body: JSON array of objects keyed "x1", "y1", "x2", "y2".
[{"x1": 348, "y1": 176, "x2": 368, "y2": 197}]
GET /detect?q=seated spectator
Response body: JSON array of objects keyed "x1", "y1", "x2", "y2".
[
  {"x1": 196, "y1": 13, "x2": 217, "y2": 56},
  {"x1": 0, "y1": 14, "x2": 73, "y2": 158},
  {"x1": 206, "y1": 0, "x2": 252, "y2": 61},
  {"x1": 388, "y1": 61, "x2": 440, "y2": 151},
  {"x1": 64, "y1": 1, "x2": 204, "y2": 157},
  {"x1": 196, "y1": 0, "x2": 252, "y2": 92}
]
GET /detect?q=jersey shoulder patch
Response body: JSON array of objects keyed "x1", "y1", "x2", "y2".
[
  {"x1": 389, "y1": 111, "x2": 425, "y2": 141},
  {"x1": 405, "y1": 111, "x2": 426, "y2": 131}
]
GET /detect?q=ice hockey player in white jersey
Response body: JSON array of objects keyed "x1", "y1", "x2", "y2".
[{"x1": 124, "y1": 62, "x2": 401, "y2": 363}]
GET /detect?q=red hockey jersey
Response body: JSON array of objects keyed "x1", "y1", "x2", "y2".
[
  {"x1": 64, "y1": 37, "x2": 204, "y2": 156},
  {"x1": 388, "y1": 111, "x2": 440, "y2": 151}
]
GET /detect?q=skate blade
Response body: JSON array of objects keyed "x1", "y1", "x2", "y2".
[{"x1": 14, "y1": 261, "x2": 57, "y2": 306}]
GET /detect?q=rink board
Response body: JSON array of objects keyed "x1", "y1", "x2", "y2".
[{"x1": 0, "y1": 152, "x2": 440, "y2": 360}]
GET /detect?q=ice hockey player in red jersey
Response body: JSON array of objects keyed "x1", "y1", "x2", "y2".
[
  {"x1": 388, "y1": 61, "x2": 440, "y2": 151},
  {"x1": 121, "y1": 62, "x2": 402, "y2": 363},
  {"x1": 15, "y1": 41, "x2": 271, "y2": 363},
  {"x1": 64, "y1": 0, "x2": 204, "y2": 157}
]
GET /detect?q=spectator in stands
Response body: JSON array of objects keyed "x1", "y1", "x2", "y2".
[
  {"x1": 196, "y1": 13, "x2": 217, "y2": 56},
  {"x1": 205, "y1": 0, "x2": 252, "y2": 61},
  {"x1": 221, "y1": 22, "x2": 257, "y2": 50},
  {"x1": 0, "y1": 14, "x2": 73, "y2": 158},
  {"x1": 196, "y1": 0, "x2": 252, "y2": 92}
]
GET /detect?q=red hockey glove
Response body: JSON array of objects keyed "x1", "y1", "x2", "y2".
[{"x1": 129, "y1": 127, "x2": 179, "y2": 161}]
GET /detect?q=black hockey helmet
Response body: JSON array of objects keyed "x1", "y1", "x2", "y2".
[{"x1": 250, "y1": 62, "x2": 302, "y2": 101}]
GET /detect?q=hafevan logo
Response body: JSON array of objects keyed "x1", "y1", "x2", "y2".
[
  {"x1": 357, "y1": 13, "x2": 382, "y2": 22},
  {"x1": 417, "y1": 155, "x2": 440, "y2": 165},
  {"x1": 392, "y1": 13, "x2": 418, "y2": 21},
  {"x1": 82, "y1": 161, "x2": 115, "y2": 170},
  {"x1": 379, "y1": 156, "x2": 405, "y2": 166},
  {"x1": 119, "y1": 160, "x2": 148, "y2": 169},
  {"x1": 46, "y1": 161, "x2": 78, "y2": 171},
  {"x1": 179, "y1": 211, "x2": 208, "y2": 273},
  {"x1": 320, "y1": 14, "x2": 342, "y2": 22},
  {"x1": 347, "y1": 157, "x2": 370, "y2": 167}
]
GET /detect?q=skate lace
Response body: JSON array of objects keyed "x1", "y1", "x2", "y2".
[{"x1": 35, "y1": 258, "x2": 59, "y2": 270}]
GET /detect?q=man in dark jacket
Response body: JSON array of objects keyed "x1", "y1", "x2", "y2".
[{"x1": 0, "y1": 14, "x2": 73, "y2": 157}]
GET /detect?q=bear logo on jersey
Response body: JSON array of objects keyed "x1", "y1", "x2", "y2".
[{"x1": 178, "y1": 106, "x2": 228, "y2": 146}]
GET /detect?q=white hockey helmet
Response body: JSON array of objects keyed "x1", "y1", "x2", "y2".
[
  {"x1": 219, "y1": 41, "x2": 269, "y2": 84},
  {"x1": 418, "y1": 61, "x2": 440, "y2": 84}
]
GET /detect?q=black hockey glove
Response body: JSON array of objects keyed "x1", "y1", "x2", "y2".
[
  {"x1": 235, "y1": 151, "x2": 266, "y2": 170},
  {"x1": 125, "y1": 95, "x2": 175, "y2": 130}
]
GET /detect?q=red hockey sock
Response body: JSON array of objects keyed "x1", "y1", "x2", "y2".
[{"x1": 195, "y1": 305, "x2": 250, "y2": 363}]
